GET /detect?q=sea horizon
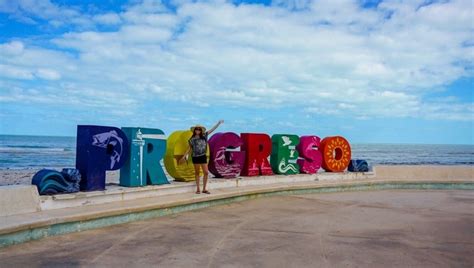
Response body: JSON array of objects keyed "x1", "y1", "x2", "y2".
[
  {"x1": 1, "y1": 134, "x2": 473, "y2": 170},
  {"x1": 1, "y1": 134, "x2": 472, "y2": 146}
]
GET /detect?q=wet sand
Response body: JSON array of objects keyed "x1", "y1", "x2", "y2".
[{"x1": 1, "y1": 190, "x2": 473, "y2": 267}]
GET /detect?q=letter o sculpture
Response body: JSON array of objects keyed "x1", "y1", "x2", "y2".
[{"x1": 320, "y1": 136, "x2": 351, "y2": 172}]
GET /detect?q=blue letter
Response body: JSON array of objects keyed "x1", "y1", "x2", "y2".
[
  {"x1": 76, "y1": 125, "x2": 129, "y2": 191},
  {"x1": 120, "y1": 127, "x2": 168, "y2": 186}
]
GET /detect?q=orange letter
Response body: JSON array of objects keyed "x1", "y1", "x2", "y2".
[{"x1": 320, "y1": 136, "x2": 351, "y2": 172}]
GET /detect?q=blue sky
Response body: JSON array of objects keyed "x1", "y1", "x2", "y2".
[{"x1": 0, "y1": 0, "x2": 472, "y2": 144}]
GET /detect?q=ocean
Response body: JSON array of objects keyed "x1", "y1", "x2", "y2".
[{"x1": 0, "y1": 135, "x2": 473, "y2": 170}]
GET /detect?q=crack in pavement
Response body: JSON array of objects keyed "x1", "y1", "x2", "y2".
[
  {"x1": 206, "y1": 218, "x2": 250, "y2": 268},
  {"x1": 87, "y1": 224, "x2": 153, "y2": 265}
]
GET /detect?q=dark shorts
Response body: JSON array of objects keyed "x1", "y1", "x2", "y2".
[{"x1": 192, "y1": 155, "x2": 207, "y2": 164}]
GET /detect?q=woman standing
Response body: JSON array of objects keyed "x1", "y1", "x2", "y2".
[{"x1": 180, "y1": 120, "x2": 224, "y2": 194}]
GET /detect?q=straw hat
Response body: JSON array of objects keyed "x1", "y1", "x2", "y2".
[{"x1": 190, "y1": 124, "x2": 206, "y2": 133}]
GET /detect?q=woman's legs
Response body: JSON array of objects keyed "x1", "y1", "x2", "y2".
[
  {"x1": 201, "y1": 164, "x2": 209, "y2": 192},
  {"x1": 193, "y1": 164, "x2": 201, "y2": 192}
]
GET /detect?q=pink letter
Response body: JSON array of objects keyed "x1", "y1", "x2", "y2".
[
  {"x1": 296, "y1": 135, "x2": 322, "y2": 174},
  {"x1": 208, "y1": 132, "x2": 245, "y2": 178}
]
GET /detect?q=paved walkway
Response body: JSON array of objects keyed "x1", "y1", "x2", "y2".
[{"x1": 1, "y1": 190, "x2": 473, "y2": 267}]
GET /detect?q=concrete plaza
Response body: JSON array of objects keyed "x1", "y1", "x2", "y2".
[{"x1": 1, "y1": 190, "x2": 473, "y2": 267}]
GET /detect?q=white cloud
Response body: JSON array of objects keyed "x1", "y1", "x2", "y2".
[
  {"x1": 0, "y1": 41, "x2": 25, "y2": 55},
  {"x1": 0, "y1": 0, "x2": 84, "y2": 26},
  {"x1": 0, "y1": 64, "x2": 34, "y2": 80},
  {"x1": 35, "y1": 68, "x2": 61, "y2": 80},
  {"x1": 0, "y1": 0, "x2": 124, "y2": 28},
  {"x1": 0, "y1": 0, "x2": 472, "y2": 122},
  {"x1": 93, "y1": 13, "x2": 122, "y2": 25}
]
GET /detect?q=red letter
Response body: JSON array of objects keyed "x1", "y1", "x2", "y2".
[{"x1": 241, "y1": 133, "x2": 273, "y2": 176}]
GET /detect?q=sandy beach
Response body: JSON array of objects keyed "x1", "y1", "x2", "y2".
[{"x1": 0, "y1": 169, "x2": 120, "y2": 186}]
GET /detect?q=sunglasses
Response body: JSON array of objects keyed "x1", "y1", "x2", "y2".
[{"x1": 195, "y1": 128, "x2": 202, "y2": 131}]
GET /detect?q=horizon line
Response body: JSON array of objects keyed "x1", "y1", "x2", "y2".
[{"x1": 1, "y1": 133, "x2": 472, "y2": 146}]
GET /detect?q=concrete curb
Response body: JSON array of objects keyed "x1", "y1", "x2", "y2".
[
  {"x1": 1, "y1": 180, "x2": 473, "y2": 248},
  {"x1": 0, "y1": 185, "x2": 40, "y2": 217}
]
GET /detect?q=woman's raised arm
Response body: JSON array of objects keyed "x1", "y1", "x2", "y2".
[{"x1": 206, "y1": 120, "x2": 224, "y2": 135}]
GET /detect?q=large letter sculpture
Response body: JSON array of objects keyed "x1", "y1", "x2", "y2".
[
  {"x1": 208, "y1": 132, "x2": 245, "y2": 178},
  {"x1": 241, "y1": 133, "x2": 273, "y2": 176},
  {"x1": 320, "y1": 136, "x2": 351, "y2": 172},
  {"x1": 270, "y1": 134, "x2": 300, "y2": 175},
  {"x1": 296, "y1": 136, "x2": 323, "y2": 174},
  {"x1": 76, "y1": 125, "x2": 129, "y2": 191},
  {"x1": 120, "y1": 127, "x2": 168, "y2": 187},
  {"x1": 32, "y1": 168, "x2": 81, "y2": 195},
  {"x1": 164, "y1": 130, "x2": 209, "y2": 182},
  {"x1": 348, "y1": 160, "x2": 369, "y2": 172}
]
